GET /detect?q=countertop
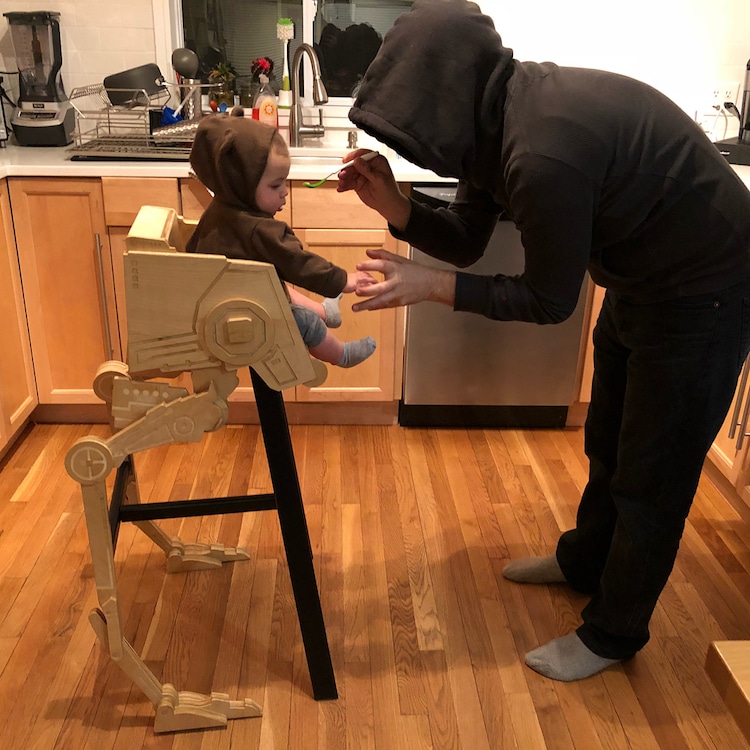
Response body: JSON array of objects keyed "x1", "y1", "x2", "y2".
[
  {"x1": 0, "y1": 141, "x2": 443, "y2": 183},
  {"x1": 2, "y1": 141, "x2": 749, "y2": 188}
]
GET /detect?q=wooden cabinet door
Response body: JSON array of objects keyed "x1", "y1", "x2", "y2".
[
  {"x1": 0, "y1": 179, "x2": 37, "y2": 451},
  {"x1": 293, "y1": 228, "x2": 402, "y2": 402},
  {"x1": 10, "y1": 178, "x2": 119, "y2": 404}
]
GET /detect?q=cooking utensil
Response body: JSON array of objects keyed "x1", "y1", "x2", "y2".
[
  {"x1": 302, "y1": 150, "x2": 379, "y2": 188},
  {"x1": 104, "y1": 63, "x2": 164, "y2": 106},
  {"x1": 171, "y1": 48, "x2": 200, "y2": 79}
]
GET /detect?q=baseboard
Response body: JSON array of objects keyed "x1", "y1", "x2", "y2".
[{"x1": 31, "y1": 401, "x2": 400, "y2": 426}]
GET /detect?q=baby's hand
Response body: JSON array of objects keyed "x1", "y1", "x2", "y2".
[{"x1": 344, "y1": 270, "x2": 377, "y2": 293}]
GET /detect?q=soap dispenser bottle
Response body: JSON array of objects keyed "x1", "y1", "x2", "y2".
[{"x1": 253, "y1": 74, "x2": 278, "y2": 128}]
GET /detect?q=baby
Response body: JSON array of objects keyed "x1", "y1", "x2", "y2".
[{"x1": 187, "y1": 112, "x2": 376, "y2": 368}]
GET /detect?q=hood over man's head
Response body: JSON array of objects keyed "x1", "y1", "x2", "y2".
[{"x1": 348, "y1": 0, "x2": 514, "y2": 179}]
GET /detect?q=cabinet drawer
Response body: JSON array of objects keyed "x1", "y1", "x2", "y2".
[
  {"x1": 291, "y1": 182, "x2": 385, "y2": 229},
  {"x1": 102, "y1": 177, "x2": 179, "y2": 226}
]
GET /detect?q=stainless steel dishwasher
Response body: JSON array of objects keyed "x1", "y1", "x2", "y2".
[{"x1": 399, "y1": 184, "x2": 588, "y2": 428}]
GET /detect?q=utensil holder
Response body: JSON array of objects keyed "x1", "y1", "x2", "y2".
[{"x1": 179, "y1": 79, "x2": 203, "y2": 120}]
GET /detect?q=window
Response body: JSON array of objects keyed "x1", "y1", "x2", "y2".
[{"x1": 162, "y1": 0, "x2": 411, "y2": 100}]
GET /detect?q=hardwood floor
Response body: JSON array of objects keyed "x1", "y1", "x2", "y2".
[{"x1": 0, "y1": 420, "x2": 748, "y2": 749}]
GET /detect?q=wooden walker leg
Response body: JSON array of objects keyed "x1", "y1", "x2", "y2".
[
  {"x1": 123, "y1": 457, "x2": 251, "y2": 572},
  {"x1": 65, "y1": 444, "x2": 262, "y2": 733}
]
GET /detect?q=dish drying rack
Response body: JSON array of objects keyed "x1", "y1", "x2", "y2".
[{"x1": 67, "y1": 83, "x2": 200, "y2": 161}]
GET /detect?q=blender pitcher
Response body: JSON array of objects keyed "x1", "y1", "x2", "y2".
[{"x1": 3, "y1": 10, "x2": 75, "y2": 146}]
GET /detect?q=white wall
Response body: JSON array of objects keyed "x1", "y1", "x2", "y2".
[
  {"x1": 481, "y1": 0, "x2": 750, "y2": 115},
  {"x1": 0, "y1": 2, "x2": 157, "y2": 102},
  {"x1": 0, "y1": 0, "x2": 748, "y2": 119}
]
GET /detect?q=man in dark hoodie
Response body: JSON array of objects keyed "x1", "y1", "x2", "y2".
[
  {"x1": 188, "y1": 112, "x2": 376, "y2": 368},
  {"x1": 337, "y1": 0, "x2": 750, "y2": 681}
]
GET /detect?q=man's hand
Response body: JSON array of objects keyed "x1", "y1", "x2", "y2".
[
  {"x1": 352, "y1": 249, "x2": 456, "y2": 311},
  {"x1": 337, "y1": 150, "x2": 412, "y2": 231}
]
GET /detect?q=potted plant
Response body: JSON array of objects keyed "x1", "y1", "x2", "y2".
[{"x1": 208, "y1": 61, "x2": 237, "y2": 109}]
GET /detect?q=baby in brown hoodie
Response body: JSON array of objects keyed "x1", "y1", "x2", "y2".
[{"x1": 187, "y1": 112, "x2": 376, "y2": 367}]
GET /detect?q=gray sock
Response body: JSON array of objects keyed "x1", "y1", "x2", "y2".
[
  {"x1": 321, "y1": 294, "x2": 343, "y2": 328},
  {"x1": 338, "y1": 337, "x2": 376, "y2": 368},
  {"x1": 502, "y1": 555, "x2": 567, "y2": 584},
  {"x1": 525, "y1": 633, "x2": 622, "y2": 682}
]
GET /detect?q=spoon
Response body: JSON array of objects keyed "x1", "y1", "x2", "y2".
[{"x1": 302, "y1": 150, "x2": 379, "y2": 188}]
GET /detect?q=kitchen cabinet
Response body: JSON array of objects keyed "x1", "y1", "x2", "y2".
[
  {"x1": 291, "y1": 183, "x2": 406, "y2": 403},
  {"x1": 4, "y1": 173, "x2": 405, "y2": 423},
  {"x1": 102, "y1": 177, "x2": 180, "y2": 357},
  {"x1": 9, "y1": 177, "x2": 119, "y2": 405},
  {"x1": 103, "y1": 177, "x2": 195, "y2": 400},
  {"x1": 293, "y1": 227, "x2": 401, "y2": 401},
  {"x1": 0, "y1": 178, "x2": 36, "y2": 454}
]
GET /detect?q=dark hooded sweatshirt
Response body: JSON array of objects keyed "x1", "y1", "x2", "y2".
[
  {"x1": 348, "y1": 0, "x2": 750, "y2": 323},
  {"x1": 186, "y1": 115, "x2": 347, "y2": 297}
]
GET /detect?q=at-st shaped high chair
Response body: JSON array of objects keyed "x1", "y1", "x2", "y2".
[{"x1": 64, "y1": 205, "x2": 335, "y2": 733}]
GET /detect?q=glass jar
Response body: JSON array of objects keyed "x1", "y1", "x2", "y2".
[
  {"x1": 209, "y1": 82, "x2": 235, "y2": 109},
  {"x1": 239, "y1": 80, "x2": 260, "y2": 108}
]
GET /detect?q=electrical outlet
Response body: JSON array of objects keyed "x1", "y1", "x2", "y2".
[
  {"x1": 696, "y1": 81, "x2": 742, "y2": 140},
  {"x1": 711, "y1": 80, "x2": 740, "y2": 107}
]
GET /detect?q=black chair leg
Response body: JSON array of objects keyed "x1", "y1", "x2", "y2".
[{"x1": 250, "y1": 367, "x2": 338, "y2": 700}]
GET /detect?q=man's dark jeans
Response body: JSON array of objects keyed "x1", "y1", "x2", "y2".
[{"x1": 557, "y1": 279, "x2": 750, "y2": 660}]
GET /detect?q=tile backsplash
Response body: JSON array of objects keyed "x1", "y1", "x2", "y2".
[{"x1": 0, "y1": 2, "x2": 157, "y2": 104}]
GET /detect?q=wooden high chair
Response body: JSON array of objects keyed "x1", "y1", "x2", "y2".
[{"x1": 64, "y1": 206, "x2": 335, "y2": 733}]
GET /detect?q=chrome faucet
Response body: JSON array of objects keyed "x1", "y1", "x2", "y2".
[{"x1": 289, "y1": 43, "x2": 328, "y2": 147}]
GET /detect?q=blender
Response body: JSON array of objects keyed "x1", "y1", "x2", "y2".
[{"x1": 3, "y1": 11, "x2": 75, "y2": 146}]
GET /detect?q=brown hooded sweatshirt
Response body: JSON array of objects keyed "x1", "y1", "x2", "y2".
[{"x1": 186, "y1": 115, "x2": 347, "y2": 298}]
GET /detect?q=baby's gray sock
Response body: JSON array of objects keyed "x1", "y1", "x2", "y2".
[
  {"x1": 502, "y1": 555, "x2": 567, "y2": 584},
  {"x1": 322, "y1": 294, "x2": 343, "y2": 328},
  {"x1": 338, "y1": 337, "x2": 376, "y2": 368},
  {"x1": 525, "y1": 633, "x2": 622, "y2": 681}
]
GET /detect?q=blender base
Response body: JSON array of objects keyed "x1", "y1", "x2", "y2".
[{"x1": 12, "y1": 106, "x2": 75, "y2": 147}]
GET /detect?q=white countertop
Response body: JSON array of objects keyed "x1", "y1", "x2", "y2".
[
  {"x1": 0, "y1": 141, "x2": 444, "y2": 183},
  {"x1": 2, "y1": 141, "x2": 749, "y2": 188}
]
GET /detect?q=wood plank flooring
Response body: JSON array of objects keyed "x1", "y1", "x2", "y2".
[{"x1": 0, "y1": 421, "x2": 748, "y2": 749}]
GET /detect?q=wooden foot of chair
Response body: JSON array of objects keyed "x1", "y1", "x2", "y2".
[
  {"x1": 154, "y1": 685, "x2": 261, "y2": 734},
  {"x1": 165, "y1": 539, "x2": 250, "y2": 572},
  {"x1": 89, "y1": 608, "x2": 261, "y2": 733},
  {"x1": 135, "y1": 524, "x2": 249, "y2": 572}
]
